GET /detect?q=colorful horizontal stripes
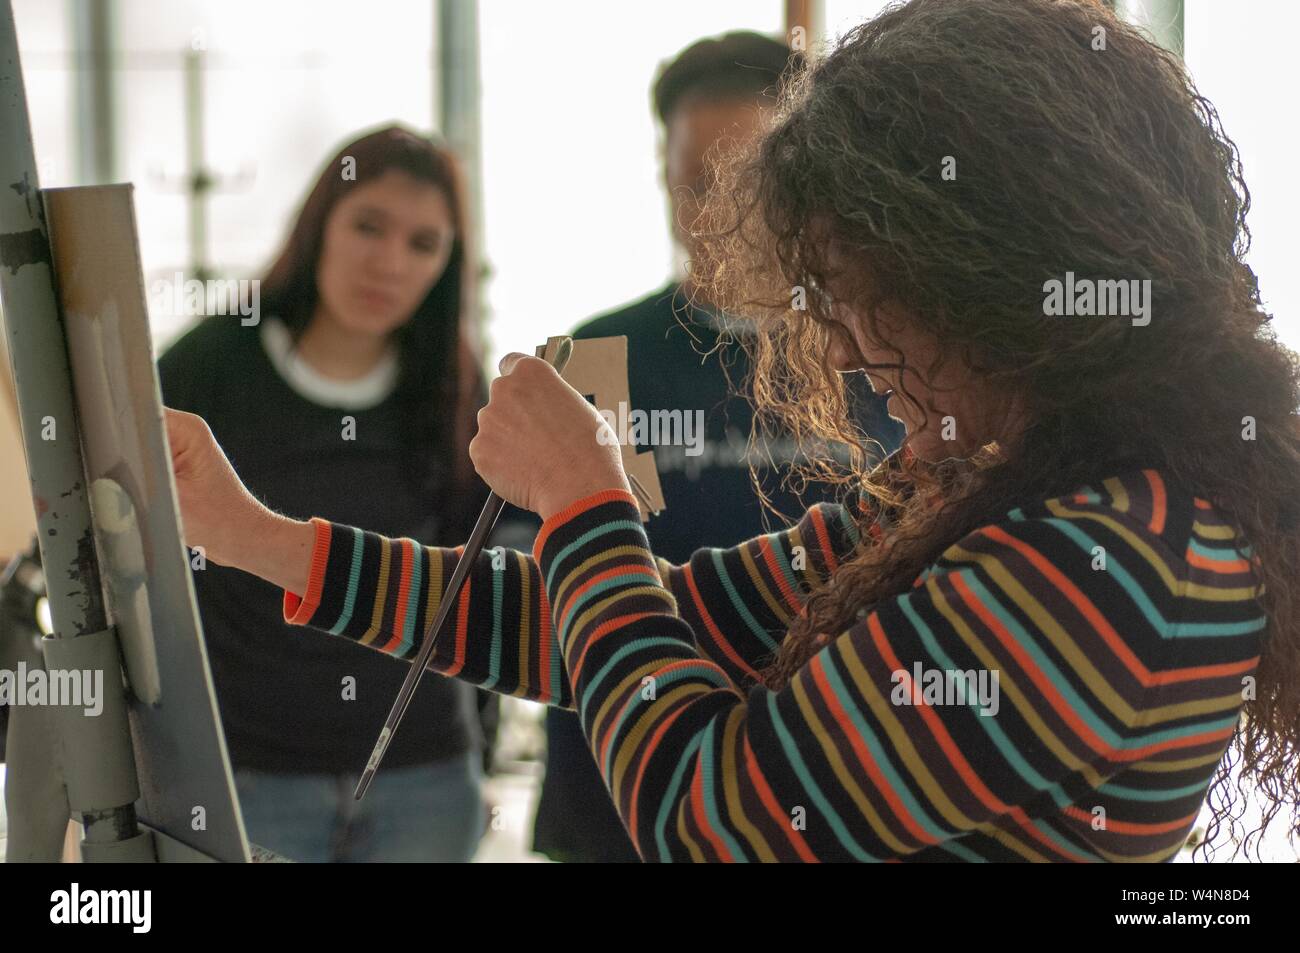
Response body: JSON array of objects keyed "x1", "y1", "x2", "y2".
[{"x1": 283, "y1": 470, "x2": 1263, "y2": 861}]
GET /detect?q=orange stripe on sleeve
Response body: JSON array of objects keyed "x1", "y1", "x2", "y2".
[
  {"x1": 283, "y1": 516, "x2": 334, "y2": 625},
  {"x1": 688, "y1": 754, "x2": 736, "y2": 861},
  {"x1": 809, "y1": 506, "x2": 839, "y2": 574},
  {"x1": 1144, "y1": 470, "x2": 1167, "y2": 535},
  {"x1": 533, "y1": 488, "x2": 640, "y2": 559},
  {"x1": 682, "y1": 563, "x2": 760, "y2": 681},
  {"x1": 380, "y1": 538, "x2": 415, "y2": 654},
  {"x1": 757, "y1": 536, "x2": 803, "y2": 612}
]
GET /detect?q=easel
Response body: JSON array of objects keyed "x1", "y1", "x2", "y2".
[{"x1": 0, "y1": 0, "x2": 245, "y2": 863}]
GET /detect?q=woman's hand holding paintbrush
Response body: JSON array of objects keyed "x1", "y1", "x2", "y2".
[
  {"x1": 355, "y1": 338, "x2": 640, "y2": 796},
  {"x1": 468, "y1": 350, "x2": 632, "y2": 520}
]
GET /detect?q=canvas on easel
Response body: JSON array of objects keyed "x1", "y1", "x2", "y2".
[
  {"x1": 0, "y1": 324, "x2": 36, "y2": 559},
  {"x1": 42, "y1": 184, "x2": 249, "y2": 863}
]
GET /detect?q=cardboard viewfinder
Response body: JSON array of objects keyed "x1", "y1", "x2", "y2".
[{"x1": 536, "y1": 335, "x2": 665, "y2": 521}]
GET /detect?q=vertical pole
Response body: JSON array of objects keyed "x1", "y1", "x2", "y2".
[
  {"x1": 785, "y1": 0, "x2": 822, "y2": 51},
  {"x1": 71, "y1": 0, "x2": 117, "y2": 185},
  {"x1": 0, "y1": 0, "x2": 141, "y2": 855},
  {"x1": 1117, "y1": 0, "x2": 1184, "y2": 58},
  {"x1": 437, "y1": 0, "x2": 484, "y2": 340},
  {"x1": 183, "y1": 48, "x2": 212, "y2": 281},
  {"x1": 0, "y1": 1, "x2": 107, "y2": 652}
]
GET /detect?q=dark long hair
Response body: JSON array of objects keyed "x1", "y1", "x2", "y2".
[
  {"x1": 260, "y1": 124, "x2": 484, "y2": 532},
  {"x1": 695, "y1": 0, "x2": 1300, "y2": 856}
]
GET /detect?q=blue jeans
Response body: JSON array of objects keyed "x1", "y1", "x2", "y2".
[{"x1": 235, "y1": 752, "x2": 485, "y2": 862}]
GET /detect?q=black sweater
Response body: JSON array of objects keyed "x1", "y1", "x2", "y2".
[{"x1": 158, "y1": 315, "x2": 482, "y2": 773}]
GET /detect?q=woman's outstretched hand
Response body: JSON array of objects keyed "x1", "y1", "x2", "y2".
[
  {"x1": 164, "y1": 407, "x2": 314, "y2": 594},
  {"x1": 165, "y1": 407, "x2": 260, "y2": 565},
  {"x1": 469, "y1": 354, "x2": 631, "y2": 521}
]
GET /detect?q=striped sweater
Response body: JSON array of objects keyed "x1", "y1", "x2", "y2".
[{"x1": 282, "y1": 469, "x2": 1263, "y2": 861}]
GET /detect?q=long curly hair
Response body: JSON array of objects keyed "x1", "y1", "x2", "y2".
[{"x1": 692, "y1": 0, "x2": 1300, "y2": 858}]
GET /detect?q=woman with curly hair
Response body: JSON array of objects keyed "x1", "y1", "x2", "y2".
[{"x1": 165, "y1": 0, "x2": 1298, "y2": 861}]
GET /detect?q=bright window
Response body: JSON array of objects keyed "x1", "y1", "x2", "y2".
[{"x1": 477, "y1": 1, "x2": 782, "y2": 365}]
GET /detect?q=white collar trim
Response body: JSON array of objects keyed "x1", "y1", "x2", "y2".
[{"x1": 259, "y1": 317, "x2": 398, "y2": 410}]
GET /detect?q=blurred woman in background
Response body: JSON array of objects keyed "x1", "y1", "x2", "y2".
[{"x1": 159, "y1": 125, "x2": 496, "y2": 862}]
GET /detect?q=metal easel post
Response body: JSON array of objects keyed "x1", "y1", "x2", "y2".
[{"x1": 0, "y1": 0, "x2": 152, "y2": 862}]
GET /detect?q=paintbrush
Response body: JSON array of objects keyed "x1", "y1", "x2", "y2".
[{"x1": 354, "y1": 337, "x2": 574, "y2": 801}]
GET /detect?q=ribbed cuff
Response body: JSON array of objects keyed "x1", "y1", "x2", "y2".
[
  {"x1": 532, "y1": 487, "x2": 640, "y2": 563},
  {"x1": 282, "y1": 516, "x2": 334, "y2": 625}
]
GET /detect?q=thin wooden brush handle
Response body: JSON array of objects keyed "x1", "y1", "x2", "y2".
[{"x1": 354, "y1": 338, "x2": 573, "y2": 800}]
